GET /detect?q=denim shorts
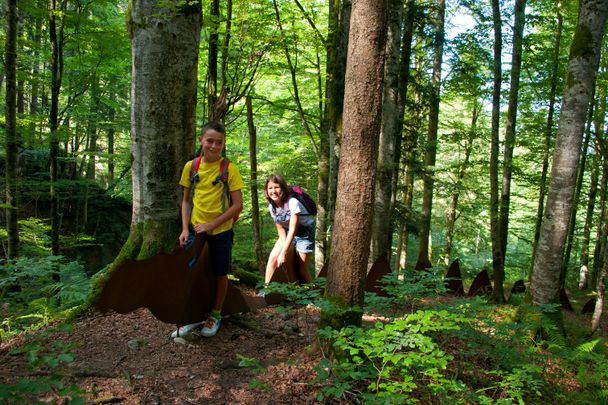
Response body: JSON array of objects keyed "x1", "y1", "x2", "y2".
[
  {"x1": 187, "y1": 227, "x2": 233, "y2": 276},
  {"x1": 294, "y1": 224, "x2": 315, "y2": 254}
]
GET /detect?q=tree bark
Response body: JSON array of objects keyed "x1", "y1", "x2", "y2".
[
  {"x1": 591, "y1": 199, "x2": 608, "y2": 333},
  {"x1": 495, "y1": 0, "x2": 527, "y2": 303},
  {"x1": 561, "y1": 101, "x2": 594, "y2": 285},
  {"x1": 207, "y1": 0, "x2": 220, "y2": 122},
  {"x1": 246, "y1": 96, "x2": 264, "y2": 275},
  {"x1": 591, "y1": 147, "x2": 608, "y2": 288},
  {"x1": 90, "y1": 0, "x2": 202, "y2": 307},
  {"x1": 531, "y1": 4, "x2": 563, "y2": 279},
  {"x1": 5, "y1": 0, "x2": 19, "y2": 259},
  {"x1": 489, "y1": 0, "x2": 502, "y2": 296},
  {"x1": 580, "y1": 146, "x2": 601, "y2": 289},
  {"x1": 444, "y1": 104, "x2": 478, "y2": 265},
  {"x1": 531, "y1": 0, "x2": 608, "y2": 307},
  {"x1": 369, "y1": 0, "x2": 403, "y2": 269},
  {"x1": 49, "y1": 0, "x2": 66, "y2": 257},
  {"x1": 416, "y1": 0, "x2": 445, "y2": 270},
  {"x1": 317, "y1": 0, "x2": 350, "y2": 274},
  {"x1": 324, "y1": 0, "x2": 387, "y2": 327}
]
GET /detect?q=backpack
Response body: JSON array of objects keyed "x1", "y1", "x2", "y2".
[
  {"x1": 288, "y1": 185, "x2": 317, "y2": 216},
  {"x1": 188, "y1": 156, "x2": 237, "y2": 221}
]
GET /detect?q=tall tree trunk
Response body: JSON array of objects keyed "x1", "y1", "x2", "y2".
[
  {"x1": 531, "y1": 4, "x2": 563, "y2": 278},
  {"x1": 489, "y1": 0, "x2": 502, "y2": 294},
  {"x1": 388, "y1": 0, "x2": 414, "y2": 271},
  {"x1": 317, "y1": 0, "x2": 350, "y2": 274},
  {"x1": 495, "y1": 0, "x2": 527, "y2": 303},
  {"x1": 246, "y1": 96, "x2": 264, "y2": 275},
  {"x1": 416, "y1": 0, "x2": 445, "y2": 269},
  {"x1": 90, "y1": 0, "x2": 202, "y2": 304},
  {"x1": 86, "y1": 75, "x2": 100, "y2": 180},
  {"x1": 207, "y1": 0, "x2": 220, "y2": 122},
  {"x1": 580, "y1": 145, "x2": 601, "y2": 289},
  {"x1": 369, "y1": 0, "x2": 403, "y2": 269},
  {"x1": 324, "y1": 0, "x2": 387, "y2": 328},
  {"x1": 561, "y1": 101, "x2": 595, "y2": 285},
  {"x1": 591, "y1": 148, "x2": 608, "y2": 288},
  {"x1": 5, "y1": 0, "x2": 19, "y2": 259},
  {"x1": 444, "y1": 103, "x2": 478, "y2": 265},
  {"x1": 107, "y1": 92, "x2": 116, "y2": 185},
  {"x1": 49, "y1": 0, "x2": 66, "y2": 257},
  {"x1": 591, "y1": 199, "x2": 608, "y2": 333},
  {"x1": 531, "y1": 0, "x2": 608, "y2": 308}
]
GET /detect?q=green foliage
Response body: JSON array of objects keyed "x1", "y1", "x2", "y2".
[
  {"x1": 237, "y1": 353, "x2": 266, "y2": 372},
  {"x1": 0, "y1": 324, "x2": 85, "y2": 404},
  {"x1": 315, "y1": 310, "x2": 465, "y2": 403},
  {"x1": 0, "y1": 256, "x2": 91, "y2": 336},
  {"x1": 364, "y1": 268, "x2": 448, "y2": 315}
]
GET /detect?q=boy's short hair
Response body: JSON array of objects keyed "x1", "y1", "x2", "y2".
[{"x1": 201, "y1": 122, "x2": 226, "y2": 137}]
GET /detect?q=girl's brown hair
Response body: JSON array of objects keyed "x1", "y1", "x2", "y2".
[{"x1": 264, "y1": 174, "x2": 290, "y2": 208}]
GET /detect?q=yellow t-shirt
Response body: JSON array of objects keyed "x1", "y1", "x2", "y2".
[{"x1": 179, "y1": 157, "x2": 244, "y2": 235}]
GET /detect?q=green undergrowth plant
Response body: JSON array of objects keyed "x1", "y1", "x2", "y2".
[
  {"x1": 364, "y1": 268, "x2": 448, "y2": 316},
  {"x1": 314, "y1": 310, "x2": 467, "y2": 403},
  {"x1": 0, "y1": 256, "x2": 91, "y2": 337},
  {"x1": 0, "y1": 324, "x2": 85, "y2": 404}
]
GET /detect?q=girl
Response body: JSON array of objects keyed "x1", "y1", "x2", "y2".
[{"x1": 264, "y1": 174, "x2": 314, "y2": 285}]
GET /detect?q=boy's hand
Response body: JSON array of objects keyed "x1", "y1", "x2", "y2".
[
  {"x1": 179, "y1": 230, "x2": 190, "y2": 247},
  {"x1": 193, "y1": 223, "x2": 213, "y2": 234}
]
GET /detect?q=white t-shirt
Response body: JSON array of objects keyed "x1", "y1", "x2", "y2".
[{"x1": 268, "y1": 197, "x2": 315, "y2": 229}]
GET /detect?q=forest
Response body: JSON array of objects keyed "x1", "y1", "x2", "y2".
[{"x1": 1, "y1": 0, "x2": 608, "y2": 403}]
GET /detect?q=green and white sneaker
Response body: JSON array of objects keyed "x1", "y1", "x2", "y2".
[
  {"x1": 170, "y1": 321, "x2": 203, "y2": 338},
  {"x1": 200, "y1": 316, "x2": 221, "y2": 337}
]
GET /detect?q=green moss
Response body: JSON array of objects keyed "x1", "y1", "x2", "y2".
[
  {"x1": 319, "y1": 295, "x2": 363, "y2": 329},
  {"x1": 570, "y1": 25, "x2": 594, "y2": 59},
  {"x1": 231, "y1": 267, "x2": 263, "y2": 287}
]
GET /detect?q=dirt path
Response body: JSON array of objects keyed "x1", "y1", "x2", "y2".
[{"x1": 0, "y1": 303, "x2": 324, "y2": 404}]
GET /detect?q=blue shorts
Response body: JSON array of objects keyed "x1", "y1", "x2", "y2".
[
  {"x1": 294, "y1": 224, "x2": 315, "y2": 254},
  {"x1": 187, "y1": 228, "x2": 233, "y2": 276}
]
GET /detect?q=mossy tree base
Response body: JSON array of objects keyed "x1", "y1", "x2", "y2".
[{"x1": 83, "y1": 219, "x2": 179, "y2": 313}]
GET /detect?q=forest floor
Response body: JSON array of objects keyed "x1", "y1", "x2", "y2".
[
  {"x1": 1, "y1": 287, "x2": 607, "y2": 404},
  {"x1": 0, "y1": 288, "x2": 325, "y2": 404}
]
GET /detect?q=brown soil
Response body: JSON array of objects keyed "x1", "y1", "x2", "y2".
[{"x1": 0, "y1": 297, "x2": 324, "y2": 404}]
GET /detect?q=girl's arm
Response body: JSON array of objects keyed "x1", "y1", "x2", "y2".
[{"x1": 278, "y1": 212, "x2": 299, "y2": 266}]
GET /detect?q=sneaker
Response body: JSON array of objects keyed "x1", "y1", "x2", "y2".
[
  {"x1": 170, "y1": 321, "x2": 203, "y2": 338},
  {"x1": 200, "y1": 316, "x2": 221, "y2": 337}
]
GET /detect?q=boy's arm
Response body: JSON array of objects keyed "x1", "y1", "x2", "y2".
[{"x1": 179, "y1": 187, "x2": 191, "y2": 246}]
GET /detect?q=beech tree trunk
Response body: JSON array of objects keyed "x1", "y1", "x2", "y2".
[
  {"x1": 531, "y1": 0, "x2": 608, "y2": 307},
  {"x1": 416, "y1": 0, "x2": 445, "y2": 270},
  {"x1": 579, "y1": 146, "x2": 601, "y2": 290},
  {"x1": 591, "y1": 202, "x2": 608, "y2": 333},
  {"x1": 531, "y1": 4, "x2": 563, "y2": 278},
  {"x1": 444, "y1": 104, "x2": 478, "y2": 265},
  {"x1": 90, "y1": 0, "x2": 201, "y2": 306},
  {"x1": 591, "y1": 150, "x2": 608, "y2": 287},
  {"x1": 324, "y1": 0, "x2": 387, "y2": 327},
  {"x1": 317, "y1": 0, "x2": 350, "y2": 274},
  {"x1": 495, "y1": 0, "x2": 527, "y2": 303},
  {"x1": 489, "y1": 0, "x2": 502, "y2": 293},
  {"x1": 246, "y1": 96, "x2": 264, "y2": 275},
  {"x1": 49, "y1": 0, "x2": 66, "y2": 257},
  {"x1": 369, "y1": 0, "x2": 403, "y2": 269},
  {"x1": 5, "y1": 0, "x2": 19, "y2": 259}
]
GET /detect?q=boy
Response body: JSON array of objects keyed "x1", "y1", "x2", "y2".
[{"x1": 175, "y1": 122, "x2": 244, "y2": 337}]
